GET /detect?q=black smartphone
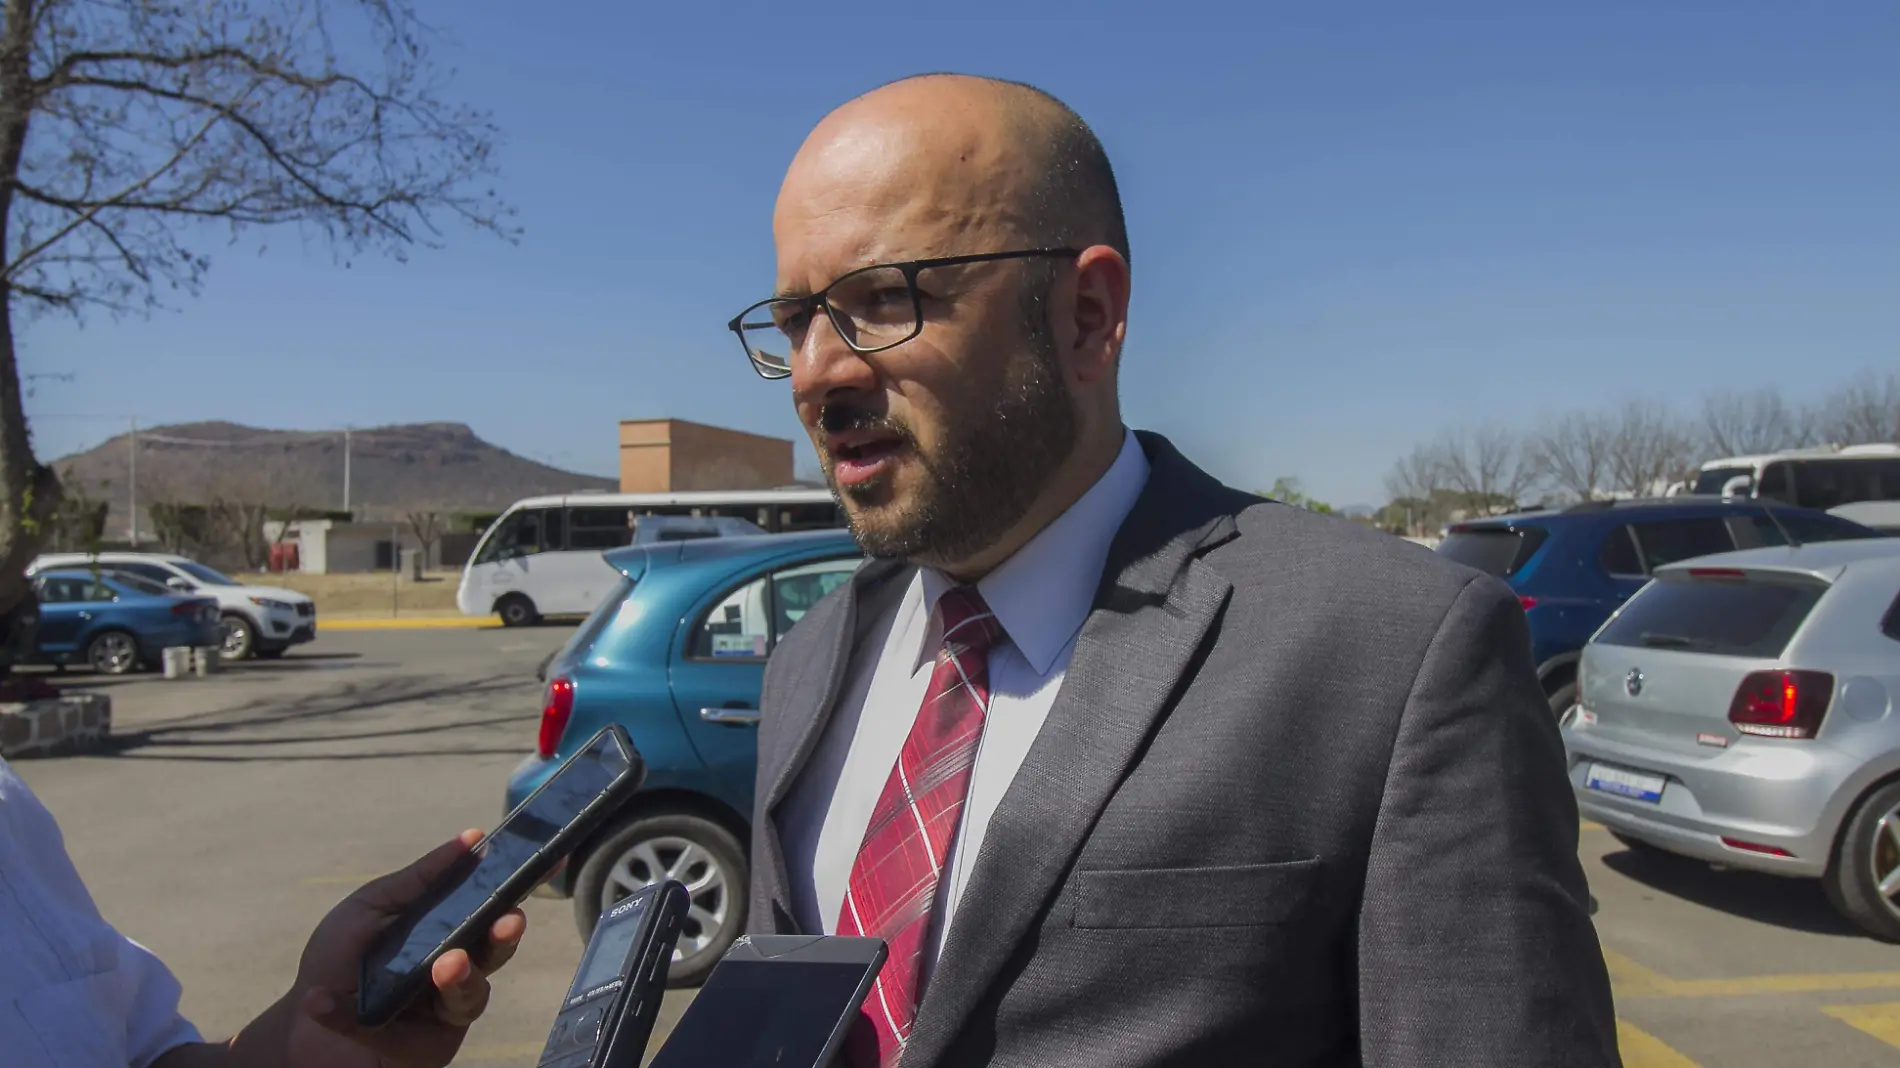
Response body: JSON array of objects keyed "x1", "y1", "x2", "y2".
[
  {"x1": 645, "y1": 935, "x2": 888, "y2": 1068},
  {"x1": 536, "y1": 880, "x2": 689, "y2": 1068},
  {"x1": 356, "y1": 724, "x2": 645, "y2": 1027}
]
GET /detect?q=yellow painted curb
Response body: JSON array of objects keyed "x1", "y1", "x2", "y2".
[{"x1": 318, "y1": 617, "x2": 499, "y2": 631}]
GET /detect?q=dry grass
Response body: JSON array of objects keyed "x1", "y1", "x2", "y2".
[{"x1": 230, "y1": 569, "x2": 467, "y2": 619}]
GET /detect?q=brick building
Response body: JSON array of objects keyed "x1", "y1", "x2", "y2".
[{"x1": 618, "y1": 418, "x2": 795, "y2": 492}]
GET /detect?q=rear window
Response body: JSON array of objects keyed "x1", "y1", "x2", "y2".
[
  {"x1": 558, "y1": 576, "x2": 634, "y2": 665},
  {"x1": 1597, "y1": 576, "x2": 1826, "y2": 658},
  {"x1": 1630, "y1": 518, "x2": 1734, "y2": 570},
  {"x1": 1437, "y1": 526, "x2": 1549, "y2": 577}
]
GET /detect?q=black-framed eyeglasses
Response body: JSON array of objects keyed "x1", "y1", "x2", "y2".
[{"x1": 726, "y1": 247, "x2": 1080, "y2": 380}]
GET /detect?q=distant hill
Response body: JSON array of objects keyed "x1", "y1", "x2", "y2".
[{"x1": 51, "y1": 421, "x2": 616, "y2": 528}]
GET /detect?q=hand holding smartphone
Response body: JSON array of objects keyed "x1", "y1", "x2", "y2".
[{"x1": 356, "y1": 724, "x2": 646, "y2": 1028}]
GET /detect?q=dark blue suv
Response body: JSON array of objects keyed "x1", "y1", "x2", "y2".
[{"x1": 1436, "y1": 499, "x2": 1886, "y2": 717}]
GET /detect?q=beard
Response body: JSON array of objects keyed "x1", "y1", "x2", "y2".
[{"x1": 818, "y1": 331, "x2": 1081, "y2": 566}]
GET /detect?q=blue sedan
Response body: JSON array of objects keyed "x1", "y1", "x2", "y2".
[
  {"x1": 31, "y1": 569, "x2": 223, "y2": 674},
  {"x1": 507, "y1": 529, "x2": 862, "y2": 984}
]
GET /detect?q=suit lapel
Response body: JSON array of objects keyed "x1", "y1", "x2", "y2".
[
  {"x1": 755, "y1": 556, "x2": 909, "y2": 933},
  {"x1": 901, "y1": 434, "x2": 1244, "y2": 1068}
]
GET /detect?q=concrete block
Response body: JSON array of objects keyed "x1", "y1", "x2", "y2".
[{"x1": 0, "y1": 693, "x2": 111, "y2": 758}]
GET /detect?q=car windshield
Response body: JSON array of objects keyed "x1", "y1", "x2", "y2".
[
  {"x1": 109, "y1": 571, "x2": 174, "y2": 597},
  {"x1": 1692, "y1": 466, "x2": 1754, "y2": 495},
  {"x1": 177, "y1": 561, "x2": 238, "y2": 586}
]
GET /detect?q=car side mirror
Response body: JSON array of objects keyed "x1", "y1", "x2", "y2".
[{"x1": 1720, "y1": 475, "x2": 1752, "y2": 501}]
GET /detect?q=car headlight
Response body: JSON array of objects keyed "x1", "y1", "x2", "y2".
[{"x1": 249, "y1": 597, "x2": 291, "y2": 610}]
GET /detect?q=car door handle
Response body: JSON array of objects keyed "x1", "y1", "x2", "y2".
[{"x1": 700, "y1": 707, "x2": 761, "y2": 725}]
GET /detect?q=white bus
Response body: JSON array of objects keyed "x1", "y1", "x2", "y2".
[{"x1": 456, "y1": 488, "x2": 844, "y2": 625}]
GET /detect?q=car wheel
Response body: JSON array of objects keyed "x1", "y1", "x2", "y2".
[
  {"x1": 496, "y1": 594, "x2": 540, "y2": 628},
  {"x1": 1547, "y1": 681, "x2": 1577, "y2": 721},
  {"x1": 86, "y1": 630, "x2": 140, "y2": 675},
  {"x1": 1826, "y1": 780, "x2": 1900, "y2": 942},
  {"x1": 573, "y1": 813, "x2": 747, "y2": 987},
  {"x1": 220, "y1": 614, "x2": 257, "y2": 660}
]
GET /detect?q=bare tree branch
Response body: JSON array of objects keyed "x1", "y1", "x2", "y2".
[
  {"x1": 4, "y1": 94, "x2": 230, "y2": 278},
  {"x1": 1812, "y1": 370, "x2": 1900, "y2": 446},
  {"x1": 1437, "y1": 426, "x2": 1537, "y2": 516},
  {"x1": 1530, "y1": 411, "x2": 1616, "y2": 502},
  {"x1": 1699, "y1": 388, "x2": 1810, "y2": 458},
  {"x1": 1605, "y1": 398, "x2": 1699, "y2": 497},
  {"x1": 0, "y1": 0, "x2": 514, "y2": 615}
]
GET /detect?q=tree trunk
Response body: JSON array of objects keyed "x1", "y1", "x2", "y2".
[{"x1": 0, "y1": 0, "x2": 63, "y2": 621}]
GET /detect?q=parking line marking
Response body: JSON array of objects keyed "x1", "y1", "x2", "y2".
[
  {"x1": 1668, "y1": 972, "x2": 1900, "y2": 998},
  {"x1": 1617, "y1": 1020, "x2": 1704, "y2": 1068},
  {"x1": 1602, "y1": 948, "x2": 1676, "y2": 997},
  {"x1": 1823, "y1": 1002, "x2": 1900, "y2": 1048},
  {"x1": 1604, "y1": 948, "x2": 1900, "y2": 999}
]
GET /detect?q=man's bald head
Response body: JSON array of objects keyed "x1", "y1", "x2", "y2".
[
  {"x1": 847, "y1": 74, "x2": 1124, "y2": 264},
  {"x1": 793, "y1": 74, "x2": 1129, "y2": 267},
  {"x1": 771, "y1": 73, "x2": 1135, "y2": 578}
]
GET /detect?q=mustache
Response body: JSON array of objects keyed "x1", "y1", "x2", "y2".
[{"x1": 818, "y1": 404, "x2": 914, "y2": 444}]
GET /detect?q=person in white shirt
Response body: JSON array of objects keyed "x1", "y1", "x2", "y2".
[{"x1": 0, "y1": 757, "x2": 524, "y2": 1068}]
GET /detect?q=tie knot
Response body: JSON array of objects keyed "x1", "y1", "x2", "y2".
[{"x1": 937, "y1": 586, "x2": 1003, "y2": 660}]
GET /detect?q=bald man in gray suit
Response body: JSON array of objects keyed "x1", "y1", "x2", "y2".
[{"x1": 724, "y1": 73, "x2": 1620, "y2": 1068}]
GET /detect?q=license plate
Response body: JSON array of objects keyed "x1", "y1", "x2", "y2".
[{"x1": 1586, "y1": 763, "x2": 1666, "y2": 803}]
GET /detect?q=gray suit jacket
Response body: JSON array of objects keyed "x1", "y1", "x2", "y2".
[{"x1": 750, "y1": 432, "x2": 1620, "y2": 1068}]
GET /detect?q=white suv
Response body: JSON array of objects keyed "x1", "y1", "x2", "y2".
[{"x1": 28, "y1": 552, "x2": 317, "y2": 660}]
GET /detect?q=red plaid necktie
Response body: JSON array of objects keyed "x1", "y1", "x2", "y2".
[{"x1": 837, "y1": 586, "x2": 1004, "y2": 1068}]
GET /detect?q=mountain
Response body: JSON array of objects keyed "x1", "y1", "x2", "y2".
[{"x1": 50, "y1": 421, "x2": 616, "y2": 527}]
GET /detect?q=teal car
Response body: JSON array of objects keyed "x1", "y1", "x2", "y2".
[{"x1": 506, "y1": 530, "x2": 862, "y2": 984}]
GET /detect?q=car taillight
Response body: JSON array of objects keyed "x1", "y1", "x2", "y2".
[
  {"x1": 1720, "y1": 837, "x2": 1793, "y2": 857},
  {"x1": 1728, "y1": 670, "x2": 1833, "y2": 739},
  {"x1": 537, "y1": 677, "x2": 575, "y2": 758},
  {"x1": 170, "y1": 601, "x2": 201, "y2": 617}
]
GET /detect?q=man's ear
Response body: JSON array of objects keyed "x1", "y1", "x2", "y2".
[{"x1": 1066, "y1": 245, "x2": 1130, "y2": 384}]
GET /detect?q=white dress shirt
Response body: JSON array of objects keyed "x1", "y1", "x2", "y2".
[
  {"x1": 0, "y1": 758, "x2": 202, "y2": 1068},
  {"x1": 779, "y1": 428, "x2": 1150, "y2": 971}
]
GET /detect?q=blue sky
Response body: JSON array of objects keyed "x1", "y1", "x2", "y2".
[{"x1": 22, "y1": 0, "x2": 1898, "y2": 508}]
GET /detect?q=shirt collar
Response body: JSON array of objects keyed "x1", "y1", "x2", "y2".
[{"x1": 917, "y1": 428, "x2": 1151, "y2": 675}]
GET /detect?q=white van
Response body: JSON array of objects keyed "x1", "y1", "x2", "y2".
[
  {"x1": 456, "y1": 489, "x2": 844, "y2": 626},
  {"x1": 1678, "y1": 444, "x2": 1900, "y2": 512}
]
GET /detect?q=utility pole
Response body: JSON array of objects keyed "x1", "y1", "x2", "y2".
[
  {"x1": 128, "y1": 417, "x2": 139, "y2": 545},
  {"x1": 343, "y1": 426, "x2": 352, "y2": 515}
]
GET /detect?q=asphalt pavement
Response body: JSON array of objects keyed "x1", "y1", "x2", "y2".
[{"x1": 14, "y1": 628, "x2": 1900, "y2": 1067}]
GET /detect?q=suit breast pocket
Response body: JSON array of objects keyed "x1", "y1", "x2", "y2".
[{"x1": 1072, "y1": 858, "x2": 1322, "y2": 930}]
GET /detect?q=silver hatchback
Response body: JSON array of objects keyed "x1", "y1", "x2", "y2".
[{"x1": 1563, "y1": 538, "x2": 1900, "y2": 940}]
